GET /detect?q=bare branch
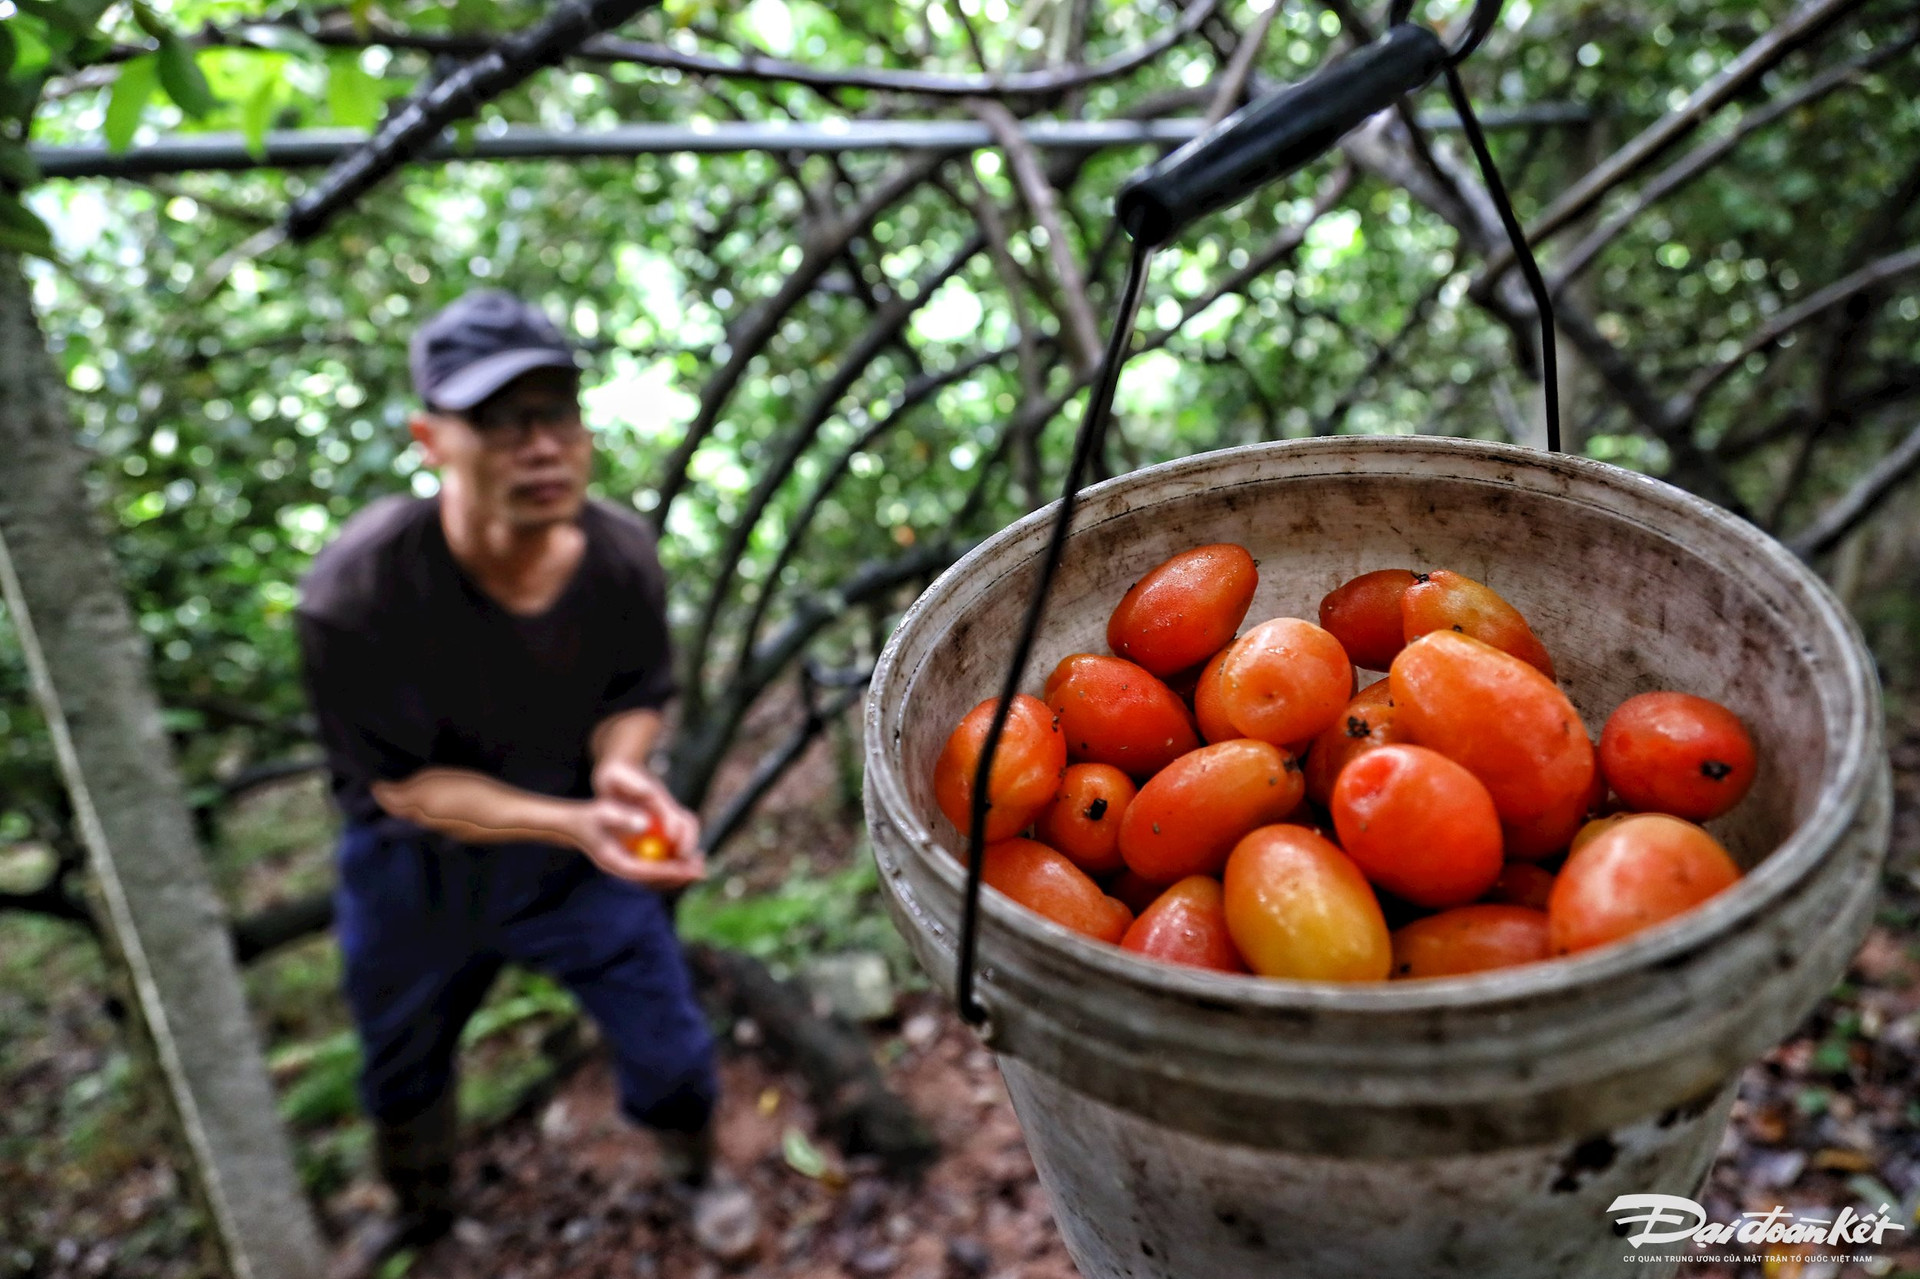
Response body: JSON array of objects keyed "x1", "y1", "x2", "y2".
[
  {"x1": 1788, "y1": 418, "x2": 1920, "y2": 559},
  {"x1": 1550, "y1": 28, "x2": 1920, "y2": 292},
  {"x1": 668, "y1": 540, "x2": 966, "y2": 806},
  {"x1": 970, "y1": 97, "x2": 1104, "y2": 375},
  {"x1": 284, "y1": 0, "x2": 658, "y2": 240},
  {"x1": 1475, "y1": 0, "x2": 1868, "y2": 293},
  {"x1": 683, "y1": 233, "x2": 988, "y2": 705},
  {"x1": 725, "y1": 343, "x2": 1024, "y2": 691},
  {"x1": 652, "y1": 151, "x2": 947, "y2": 530},
  {"x1": 701, "y1": 679, "x2": 867, "y2": 858},
  {"x1": 1204, "y1": 2, "x2": 1281, "y2": 127},
  {"x1": 1676, "y1": 243, "x2": 1920, "y2": 415}
]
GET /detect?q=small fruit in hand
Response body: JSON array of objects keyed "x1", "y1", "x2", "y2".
[
  {"x1": 1217, "y1": 617, "x2": 1353, "y2": 747},
  {"x1": 1547, "y1": 814, "x2": 1741, "y2": 954},
  {"x1": 1107, "y1": 544, "x2": 1259, "y2": 676},
  {"x1": 934, "y1": 694, "x2": 1066, "y2": 842},
  {"x1": 1319, "y1": 569, "x2": 1418, "y2": 670},
  {"x1": 1222, "y1": 825, "x2": 1391, "y2": 982},
  {"x1": 1599, "y1": 691, "x2": 1756, "y2": 821},
  {"x1": 1121, "y1": 876, "x2": 1247, "y2": 974},
  {"x1": 624, "y1": 829, "x2": 673, "y2": 862},
  {"x1": 1391, "y1": 905, "x2": 1551, "y2": 978},
  {"x1": 1401, "y1": 570, "x2": 1556, "y2": 679},
  {"x1": 1330, "y1": 743, "x2": 1504, "y2": 909},
  {"x1": 982, "y1": 838, "x2": 1133, "y2": 944}
]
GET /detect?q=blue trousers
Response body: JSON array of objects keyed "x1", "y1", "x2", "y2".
[{"x1": 333, "y1": 822, "x2": 717, "y2": 1132}]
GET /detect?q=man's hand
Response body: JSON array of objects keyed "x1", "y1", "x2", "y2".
[
  {"x1": 572, "y1": 797, "x2": 708, "y2": 890},
  {"x1": 591, "y1": 758, "x2": 702, "y2": 859}
]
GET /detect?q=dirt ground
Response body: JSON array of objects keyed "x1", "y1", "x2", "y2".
[
  {"x1": 369, "y1": 993, "x2": 1081, "y2": 1279},
  {"x1": 367, "y1": 915, "x2": 1920, "y2": 1279}
]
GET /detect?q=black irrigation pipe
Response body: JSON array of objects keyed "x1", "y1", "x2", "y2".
[{"x1": 36, "y1": 106, "x2": 1594, "y2": 181}]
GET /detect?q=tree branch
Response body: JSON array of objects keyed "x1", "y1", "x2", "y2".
[
  {"x1": 284, "y1": 0, "x2": 658, "y2": 240},
  {"x1": 700, "y1": 677, "x2": 868, "y2": 857},
  {"x1": 969, "y1": 97, "x2": 1103, "y2": 375},
  {"x1": 1474, "y1": 0, "x2": 1867, "y2": 292},
  {"x1": 1549, "y1": 27, "x2": 1920, "y2": 292},
  {"x1": 652, "y1": 151, "x2": 948, "y2": 532},
  {"x1": 725, "y1": 343, "x2": 1026, "y2": 691},
  {"x1": 1675, "y1": 243, "x2": 1920, "y2": 416},
  {"x1": 682, "y1": 232, "x2": 987, "y2": 704},
  {"x1": 1788, "y1": 418, "x2": 1920, "y2": 559}
]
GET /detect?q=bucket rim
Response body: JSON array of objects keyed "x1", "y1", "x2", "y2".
[{"x1": 864, "y1": 435, "x2": 1884, "y2": 1016}]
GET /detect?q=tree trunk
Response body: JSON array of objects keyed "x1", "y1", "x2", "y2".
[{"x1": 0, "y1": 254, "x2": 326, "y2": 1279}]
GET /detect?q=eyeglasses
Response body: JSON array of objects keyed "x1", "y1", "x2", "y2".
[{"x1": 457, "y1": 398, "x2": 586, "y2": 449}]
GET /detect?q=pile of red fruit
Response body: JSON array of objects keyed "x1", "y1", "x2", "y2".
[{"x1": 932, "y1": 545, "x2": 1757, "y2": 982}]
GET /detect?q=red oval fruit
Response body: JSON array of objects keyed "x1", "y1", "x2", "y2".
[
  {"x1": 1320, "y1": 569, "x2": 1418, "y2": 670},
  {"x1": 1217, "y1": 617, "x2": 1353, "y2": 748},
  {"x1": 1330, "y1": 744, "x2": 1505, "y2": 909},
  {"x1": 1485, "y1": 861, "x2": 1556, "y2": 912},
  {"x1": 1222, "y1": 825, "x2": 1391, "y2": 981},
  {"x1": 1501, "y1": 756, "x2": 1605, "y2": 861},
  {"x1": 1599, "y1": 691, "x2": 1757, "y2": 821},
  {"x1": 1388, "y1": 632, "x2": 1595, "y2": 828},
  {"x1": 1106, "y1": 868, "x2": 1169, "y2": 916},
  {"x1": 1547, "y1": 814, "x2": 1742, "y2": 954},
  {"x1": 1119, "y1": 739, "x2": 1304, "y2": 883},
  {"x1": 1035, "y1": 763, "x2": 1136, "y2": 876},
  {"x1": 1401, "y1": 570, "x2": 1555, "y2": 679},
  {"x1": 981, "y1": 838, "x2": 1133, "y2": 944},
  {"x1": 1302, "y1": 680, "x2": 1407, "y2": 807},
  {"x1": 1191, "y1": 644, "x2": 1240, "y2": 745},
  {"x1": 1107, "y1": 543, "x2": 1259, "y2": 677},
  {"x1": 1044, "y1": 653, "x2": 1201, "y2": 778},
  {"x1": 1121, "y1": 876, "x2": 1247, "y2": 974},
  {"x1": 933, "y1": 694, "x2": 1065, "y2": 842},
  {"x1": 1391, "y1": 905, "x2": 1551, "y2": 978}
]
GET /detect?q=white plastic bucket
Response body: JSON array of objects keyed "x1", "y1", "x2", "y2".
[{"x1": 863, "y1": 438, "x2": 1890, "y2": 1278}]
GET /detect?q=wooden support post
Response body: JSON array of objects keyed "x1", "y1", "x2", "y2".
[{"x1": 0, "y1": 254, "x2": 326, "y2": 1279}]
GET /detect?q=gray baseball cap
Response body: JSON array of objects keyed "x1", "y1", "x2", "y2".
[{"x1": 409, "y1": 289, "x2": 583, "y2": 412}]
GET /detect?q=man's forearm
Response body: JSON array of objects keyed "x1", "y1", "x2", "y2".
[
  {"x1": 591, "y1": 707, "x2": 664, "y2": 770},
  {"x1": 372, "y1": 768, "x2": 583, "y2": 848}
]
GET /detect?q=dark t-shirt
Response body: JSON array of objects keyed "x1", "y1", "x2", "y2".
[{"x1": 295, "y1": 495, "x2": 677, "y2": 830}]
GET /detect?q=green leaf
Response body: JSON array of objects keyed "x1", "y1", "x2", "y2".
[
  {"x1": 325, "y1": 50, "x2": 382, "y2": 132},
  {"x1": 0, "y1": 22, "x2": 17, "y2": 78},
  {"x1": 17, "y1": 0, "x2": 94, "y2": 36},
  {"x1": 234, "y1": 25, "x2": 323, "y2": 58},
  {"x1": 9, "y1": 17, "x2": 52, "y2": 77},
  {"x1": 241, "y1": 75, "x2": 279, "y2": 161},
  {"x1": 0, "y1": 195, "x2": 55, "y2": 260},
  {"x1": 104, "y1": 54, "x2": 158, "y2": 152},
  {"x1": 155, "y1": 35, "x2": 219, "y2": 120},
  {"x1": 781, "y1": 1126, "x2": 828, "y2": 1179},
  {"x1": 129, "y1": 0, "x2": 167, "y2": 41},
  {"x1": 0, "y1": 142, "x2": 38, "y2": 188},
  {"x1": 349, "y1": 0, "x2": 375, "y2": 38},
  {"x1": 451, "y1": 0, "x2": 495, "y2": 34}
]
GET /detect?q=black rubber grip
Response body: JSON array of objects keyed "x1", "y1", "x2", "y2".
[{"x1": 1118, "y1": 23, "x2": 1449, "y2": 246}]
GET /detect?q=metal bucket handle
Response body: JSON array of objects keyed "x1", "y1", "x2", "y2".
[{"x1": 954, "y1": 0, "x2": 1560, "y2": 1028}]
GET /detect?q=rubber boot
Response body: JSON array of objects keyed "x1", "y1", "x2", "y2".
[
  {"x1": 329, "y1": 1090, "x2": 458, "y2": 1279},
  {"x1": 660, "y1": 1124, "x2": 761, "y2": 1263}
]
